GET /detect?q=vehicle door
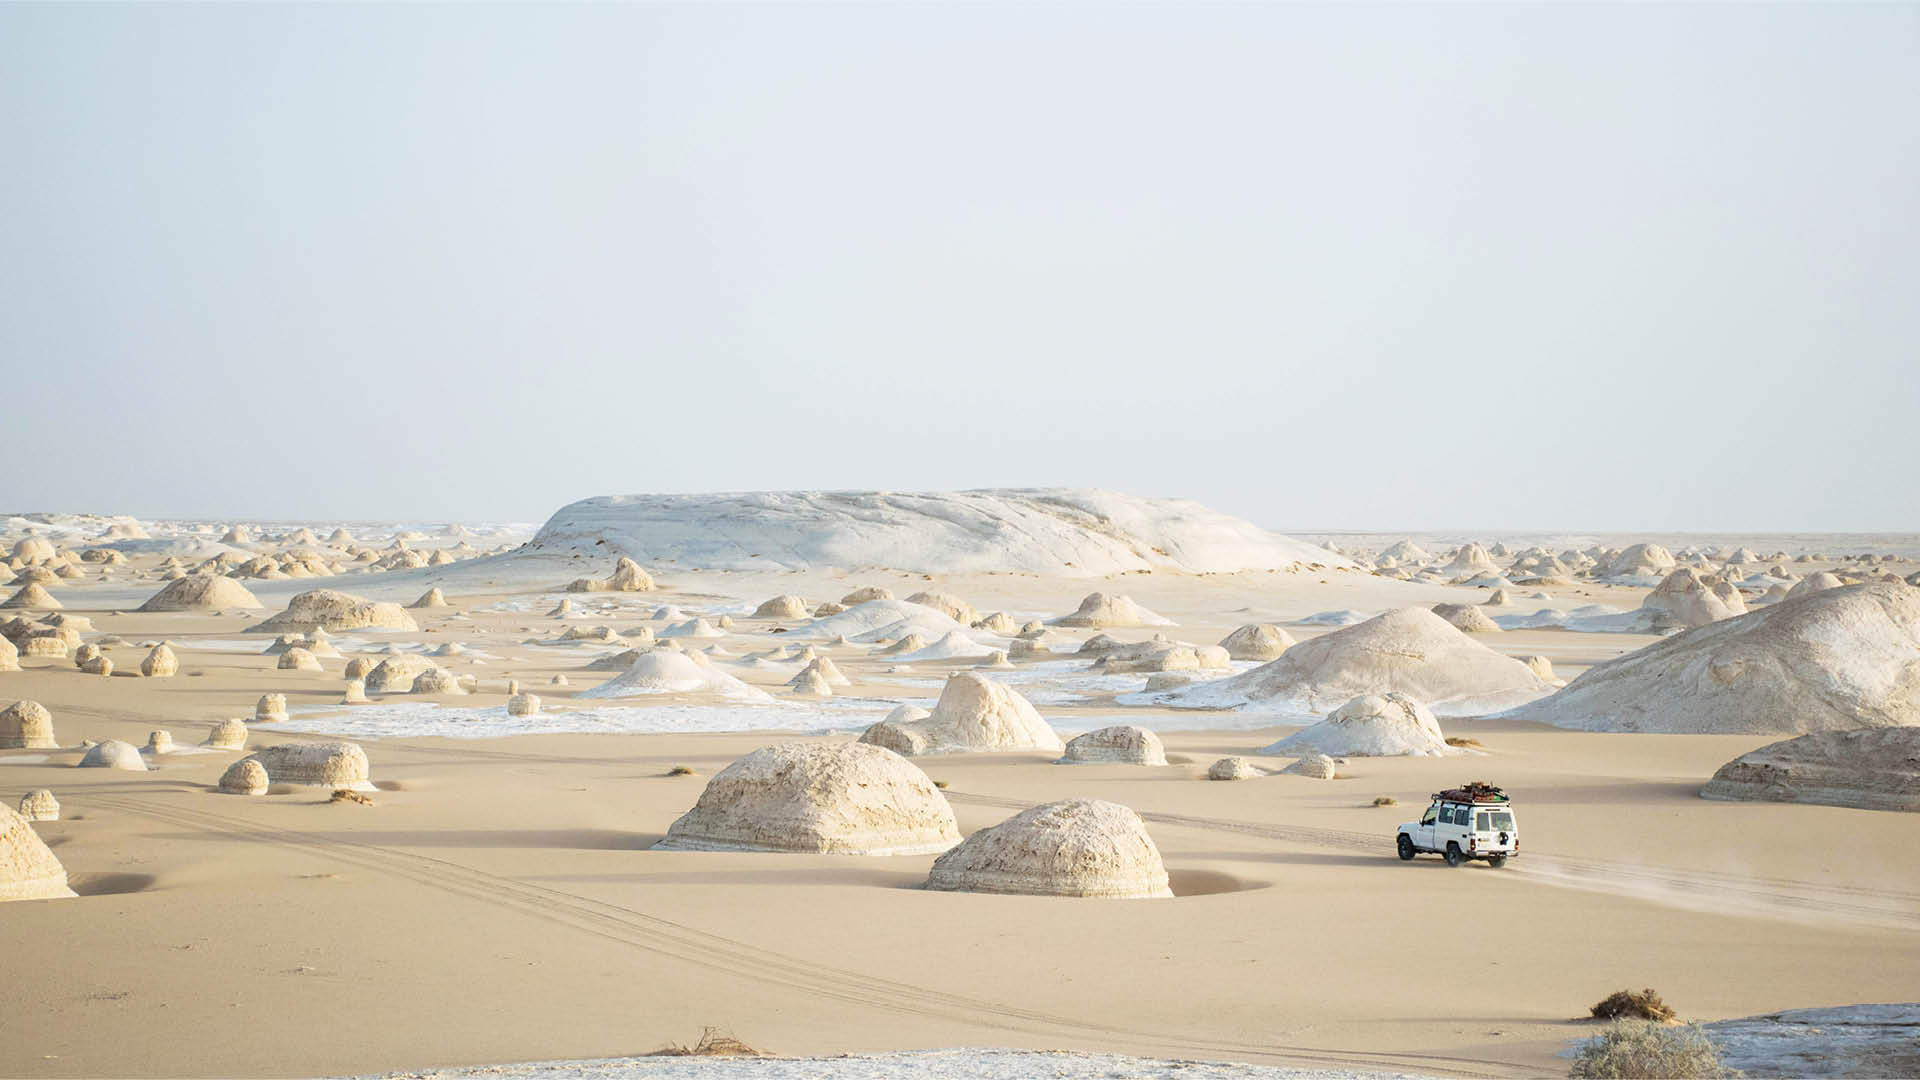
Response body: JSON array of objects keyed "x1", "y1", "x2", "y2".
[{"x1": 1414, "y1": 802, "x2": 1439, "y2": 850}]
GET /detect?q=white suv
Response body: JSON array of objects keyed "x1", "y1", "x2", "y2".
[{"x1": 1397, "y1": 784, "x2": 1518, "y2": 867}]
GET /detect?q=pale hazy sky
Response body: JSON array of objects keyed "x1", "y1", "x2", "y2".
[{"x1": 2, "y1": 3, "x2": 1915, "y2": 532}]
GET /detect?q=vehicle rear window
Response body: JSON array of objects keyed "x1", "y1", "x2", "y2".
[{"x1": 1481, "y1": 811, "x2": 1514, "y2": 831}]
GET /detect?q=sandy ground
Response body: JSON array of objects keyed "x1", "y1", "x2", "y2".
[{"x1": 2, "y1": 559, "x2": 1917, "y2": 1078}]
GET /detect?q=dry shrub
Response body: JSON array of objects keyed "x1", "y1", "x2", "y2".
[
  {"x1": 1445, "y1": 736, "x2": 1485, "y2": 750},
  {"x1": 648, "y1": 1027, "x2": 763, "y2": 1057},
  {"x1": 329, "y1": 789, "x2": 374, "y2": 806},
  {"x1": 933, "y1": 780, "x2": 949, "y2": 790},
  {"x1": 1569, "y1": 1020, "x2": 1735, "y2": 1079},
  {"x1": 667, "y1": 765, "x2": 695, "y2": 777},
  {"x1": 1372, "y1": 796, "x2": 1397, "y2": 807},
  {"x1": 1591, "y1": 988, "x2": 1679, "y2": 1023}
]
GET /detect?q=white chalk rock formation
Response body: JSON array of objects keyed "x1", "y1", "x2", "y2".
[
  {"x1": 906, "y1": 591, "x2": 979, "y2": 627},
  {"x1": 507, "y1": 693, "x2": 540, "y2": 716},
  {"x1": 410, "y1": 587, "x2": 448, "y2": 609},
  {"x1": 140, "y1": 644, "x2": 179, "y2": 677},
  {"x1": 0, "y1": 635, "x2": 16, "y2": 673},
  {"x1": 841, "y1": 586, "x2": 893, "y2": 605},
  {"x1": 565, "y1": 556, "x2": 655, "y2": 593},
  {"x1": 277, "y1": 647, "x2": 322, "y2": 672},
  {"x1": 578, "y1": 650, "x2": 770, "y2": 701},
  {"x1": 17, "y1": 789, "x2": 58, "y2": 822},
  {"x1": 138, "y1": 573, "x2": 263, "y2": 612},
  {"x1": 219, "y1": 758, "x2": 270, "y2": 795},
  {"x1": 255, "y1": 693, "x2": 288, "y2": 723},
  {"x1": 1506, "y1": 583, "x2": 1920, "y2": 734},
  {"x1": 518, "y1": 490, "x2": 1353, "y2": 576},
  {"x1": 788, "y1": 665, "x2": 834, "y2": 697},
  {"x1": 1057, "y1": 725, "x2": 1167, "y2": 766},
  {"x1": 0, "y1": 700, "x2": 57, "y2": 749},
  {"x1": 1164, "y1": 608, "x2": 1550, "y2": 717},
  {"x1": 362, "y1": 656, "x2": 438, "y2": 694},
  {"x1": 241, "y1": 741, "x2": 370, "y2": 787},
  {"x1": 1642, "y1": 568, "x2": 1748, "y2": 630},
  {"x1": 2, "y1": 583, "x2": 60, "y2": 610},
  {"x1": 1049, "y1": 593, "x2": 1173, "y2": 629},
  {"x1": 0, "y1": 802, "x2": 75, "y2": 901},
  {"x1": 660, "y1": 617, "x2": 725, "y2": 639},
  {"x1": 251, "y1": 589, "x2": 419, "y2": 634},
  {"x1": 1598, "y1": 543, "x2": 1677, "y2": 580},
  {"x1": 1282, "y1": 753, "x2": 1338, "y2": 779},
  {"x1": 1701, "y1": 728, "x2": 1920, "y2": 812},
  {"x1": 858, "y1": 673, "x2": 1062, "y2": 756},
  {"x1": 205, "y1": 718, "x2": 249, "y2": 750},
  {"x1": 341, "y1": 679, "x2": 368, "y2": 704},
  {"x1": 1219, "y1": 623, "x2": 1294, "y2": 661},
  {"x1": 655, "y1": 741, "x2": 961, "y2": 855},
  {"x1": 1262, "y1": 693, "x2": 1454, "y2": 757},
  {"x1": 1439, "y1": 543, "x2": 1498, "y2": 577},
  {"x1": 1518, "y1": 655, "x2": 1556, "y2": 682},
  {"x1": 1786, "y1": 571, "x2": 1846, "y2": 601},
  {"x1": 78, "y1": 739, "x2": 147, "y2": 771},
  {"x1": 925, "y1": 799, "x2": 1171, "y2": 898},
  {"x1": 1207, "y1": 756, "x2": 1261, "y2": 780},
  {"x1": 753, "y1": 595, "x2": 809, "y2": 619},
  {"x1": 410, "y1": 667, "x2": 465, "y2": 695},
  {"x1": 145, "y1": 730, "x2": 175, "y2": 754},
  {"x1": 788, "y1": 599, "x2": 964, "y2": 644},
  {"x1": 1431, "y1": 603, "x2": 1502, "y2": 633},
  {"x1": 10, "y1": 537, "x2": 56, "y2": 565}
]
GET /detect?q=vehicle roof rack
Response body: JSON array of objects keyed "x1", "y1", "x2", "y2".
[{"x1": 1434, "y1": 781, "x2": 1508, "y2": 804}]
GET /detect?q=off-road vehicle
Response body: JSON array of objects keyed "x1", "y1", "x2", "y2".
[{"x1": 1396, "y1": 781, "x2": 1517, "y2": 867}]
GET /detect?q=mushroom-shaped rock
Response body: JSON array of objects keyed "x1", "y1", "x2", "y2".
[
  {"x1": 242, "y1": 741, "x2": 370, "y2": 787},
  {"x1": 1049, "y1": 593, "x2": 1173, "y2": 629},
  {"x1": 507, "y1": 693, "x2": 540, "y2": 716},
  {"x1": 145, "y1": 730, "x2": 174, "y2": 754},
  {"x1": 1219, "y1": 624, "x2": 1295, "y2": 661},
  {"x1": 1701, "y1": 728, "x2": 1920, "y2": 812},
  {"x1": 1262, "y1": 693, "x2": 1453, "y2": 757},
  {"x1": 926, "y1": 799, "x2": 1171, "y2": 899},
  {"x1": 410, "y1": 588, "x2": 448, "y2": 609},
  {"x1": 277, "y1": 646, "x2": 322, "y2": 672},
  {"x1": 78, "y1": 740, "x2": 147, "y2": 771},
  {"x1": 1431, "y1": 603, "x2": 1502, "y2": 633},
  {"x1": 205, "y1": 718, "x2": 249, "y2": 750},
  {"x1": 1282, "y1": 753, "x2": 1338, "y2": 779},
  {"x1": 859, "y1": 673, "x2": 1062, "y2": 756},
  {"x1": 1207, "y1": 757, "x2": 1261, "y2": 781},
  {"x1": 219, "y1": 758, "x2": 270, "y2": 795},
  {"x1": 249, "y1": 589, "x2": 419, "y2": 634},
  {"x1": 1057, "y1": 725, "x2": 1167, "y2": 766},
  {"x1": 255, "y1": 693, "x2": 288, "y2": 723},
  {"x1": 754, "y1": 595, "x2": 808, "y2": 619},
  {"x1": 341, "y1": 679, "x2": 368, "y2": 704},
  {"x1": 17, "y1": 789, "x2": 58, "y2": 822},
  {"x1": 655, "y1": 742, "x2": 961, "y2": 855},
  {"x1": 138, "y1": 573, "x2": 263, "y2": 612},
  {"x1": 1508, "y1": 583, "x2": 1920, "y2": 734},
  {"x1": 0, "y1": 700, "x2": 57, "y2": 749},
  {"x1": 0, "y1": 802, "x2": 75, "y2": 901},
  {"x1": 1162, "y1": 608, "x2": 1550, "y2": 717}
]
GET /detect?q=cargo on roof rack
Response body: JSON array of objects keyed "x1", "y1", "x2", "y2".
[{"x1": 1433, "y1": 781, "x2": 1508, "y2": 804}]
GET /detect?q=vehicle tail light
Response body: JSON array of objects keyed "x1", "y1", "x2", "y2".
[{"x1": 1469, "y1": 836, "x2": 1477, "y2": 851}]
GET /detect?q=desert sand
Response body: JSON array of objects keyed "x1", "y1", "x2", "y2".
[{"x1": 1, "y1": 502, "x2": 1918, "y2": 1078}]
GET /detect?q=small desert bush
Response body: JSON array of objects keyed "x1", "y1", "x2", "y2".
[
  {"x1": 933, "y1": 779, "x2": 949, "y2": 789},
  {"x1": 1592, "y1": 988, "x2": 1678, "y2": 1023},
  {"x1": 1569, "y1": 1020, "x2": 1736, "y2": 1079},
  {"x1": 1445, "y1": 736, "x2": 1485, "y2": 750},
  {"x1": 648, "y1": 1026, "x2": 763, "y2": 1057},
  {"x1": 329, "y1": 789, "x2": 374, "y2": 806},
  {"x1": 666, "y1": 765, "x2": 695, "y2": 777},
  {"x1": 1372, "y1": 796, "x2": 1397, "y2": 807}
]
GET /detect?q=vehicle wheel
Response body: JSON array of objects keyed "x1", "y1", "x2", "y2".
[
  {"x1": 1397, "y1": 835, "x2": 1416, "y2": 861},
  {"x1": 1487, "y1": 855, "x2": 1507, "y2": 868},
  {"x1": 1444, "y1": 843, "x2": 1464, "y2": 867}
]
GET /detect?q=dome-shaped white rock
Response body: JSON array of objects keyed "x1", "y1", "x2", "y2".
[
  {"x1": 1057, "y1": 725, "x2": 1167, "y2": 766},
  {"x1": 858, "y1": 673, "x2": 1062, "y2": 756},
  {"x1": 926, "y1": 799, "x2": 1171, "y2": 898}
]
